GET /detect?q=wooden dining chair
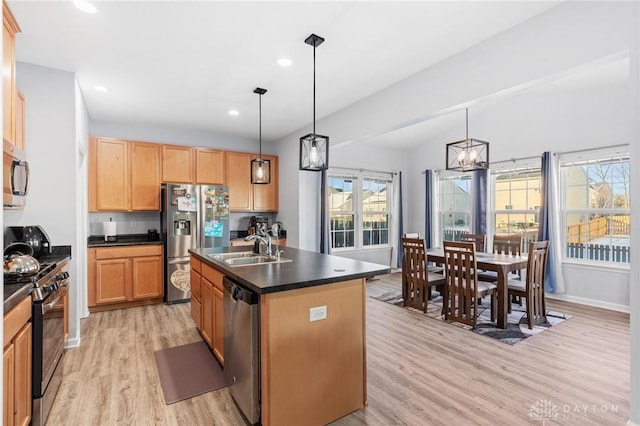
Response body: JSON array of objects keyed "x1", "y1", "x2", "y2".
[
  {"x1": 401, "y1": 238, "x2": 446, "y2": 313},
  {"x1": 507, "y1": 240, "x2": 549, "y2": 329},
  {"x1": 459, "y1": 233, "x2": 486, "y2": 252},
  {"x1": 442, "y1": 241, "x2": 497, "y2": 329},
  {"x1": 477, "y1": 234, "x2": 523, "y2": 282}
]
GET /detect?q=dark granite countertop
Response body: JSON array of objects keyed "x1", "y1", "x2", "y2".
[
  {"x1": 189, "y1": 246, "x2": 390, "y2": 295},
  {"x1": 3, "y1": 283, "x2": 33, "y2": 313},
  {"x1": 88, "y1": 234, "x2": 163, "y2": 247}
]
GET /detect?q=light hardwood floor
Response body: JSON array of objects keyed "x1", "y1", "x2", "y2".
[{"x1": 48, "y1": 272, "x2": 629, "y2": 425}]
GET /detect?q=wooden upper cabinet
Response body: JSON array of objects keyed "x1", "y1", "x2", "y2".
[
  {"x1": 89, "y1": 137, "x2": 161, "y2": 212},
  {"x1": 196, "y1": 148, "x2": 225, "y2": 184},
  {"x1": 15, "y1": 91, "x2": 24, "y2": 153},
  {"x1": 2, "y1": 2, "x2": 20, "y2": 146},
  {"x1": 225, "y1": 151, "x2": 253, "y2": 211},
  {"x1": 226, "y1": 151, "x2": 279, "y2": 212},
  {"x1": 252, "y1": 154, "x2": 278, "y2": 212},
  {"x1": 130, "y1": 142, "x2": 161, "y2": 210},
  {"x1": 89, "y1": 137, "x2": 129, "y2": 211},
  {"x1": 162, "y1": 145, "x2": 194, "y2": 183}
]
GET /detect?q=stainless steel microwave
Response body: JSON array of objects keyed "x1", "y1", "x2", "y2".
[{"x1": 3, "y1": 140, "x2": 29, "y2": 208}]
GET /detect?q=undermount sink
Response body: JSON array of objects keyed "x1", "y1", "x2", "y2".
[
  {"x1": 207, "y1": 251, "x2": 292, "y2": 267},
  {"x1": 207, "y1": 251, "x2": 256, "y2": 261}
]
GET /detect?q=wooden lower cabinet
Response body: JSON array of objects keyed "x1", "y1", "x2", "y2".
[
  {"x1": 190, "y1": 257, "x2": 224, "y2": 364},
  {"x1": 190, "y1": 257, "x2": 202, "y2": 330},
  {"x1": 88, "y1": 245, "x2": 164, "y2": 311},
  {"x1": 3, "y1": 296, "x2": 32, "y2": 426},
  {"x1": 213, "y1": 286, "x2": 224, "y2": 363}
]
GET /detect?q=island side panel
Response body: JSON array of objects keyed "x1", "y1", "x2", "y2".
[{"x1": 260, "y1": 278, "x2": 366, "y2": 426}]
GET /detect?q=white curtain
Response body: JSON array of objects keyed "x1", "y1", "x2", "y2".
[
  {"x1": 391, "y1": 172, "x2": 402, "y2": 268},
  {"x1": 548, "y1": 153, "x2": 566, "y2": 293}
]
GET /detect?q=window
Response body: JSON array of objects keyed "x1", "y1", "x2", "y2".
[
  {"x1": 561, "y1": 153, "x2": 630, "y2": 264},
  {"x1": 491, "y1": 165, "x2": 542, "y2": 252},
  {"x1": 328, "y1": 171, "x2": 392, "y2": 250},
  {"x1": 439, "y1": 174, "x2": 472, "y2": 242}
]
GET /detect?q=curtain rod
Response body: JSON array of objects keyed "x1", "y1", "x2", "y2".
[
  {"x1": 553, "y1": 143, "x2": 629, "y2": 157},
  {"x1": 329, "y1": 166, "x2": 396, "y2": 176},
  {"x1": 491, "y1": 155, "x2": 542, "y2": 166}
]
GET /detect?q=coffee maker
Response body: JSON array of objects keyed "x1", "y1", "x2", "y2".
[{"x1": 249, "y1": 216, "x2": 269, "y2": 235}]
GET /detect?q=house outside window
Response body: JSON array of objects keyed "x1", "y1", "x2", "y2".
[
  {"x1": 328, "y1": 171, "x2": 392, "y2": 250},
  {"x1": 491, "y1": 164, "x2": 542, "y2": 253},
  {"x1": 439, "y1": 174, "x2": 472, "y2": 242},
  {"x1": 561, "y1": 153, "x2": 630, "y2": 264}
]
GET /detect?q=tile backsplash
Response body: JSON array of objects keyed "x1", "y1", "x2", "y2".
[{"x1": 88, "y1": 212, "x2": 161, "y2": 236}]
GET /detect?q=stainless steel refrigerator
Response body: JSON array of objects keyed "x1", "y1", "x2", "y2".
[{"x1": 161, "y1": 183, "x2": 230, "y2": 303}]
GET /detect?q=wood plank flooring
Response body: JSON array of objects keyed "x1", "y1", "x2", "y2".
[{"x1": 47, "y1": 272, "x2": 629, "y2": 425}]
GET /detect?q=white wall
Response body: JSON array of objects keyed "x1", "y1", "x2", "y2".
[{"x1": 5, "y1": 62, "x2": 83, "y2": 344}]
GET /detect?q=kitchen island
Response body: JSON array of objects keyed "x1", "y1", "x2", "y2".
[{"x1": 189, "y1": 246, "x2": 390, "y2": 426}]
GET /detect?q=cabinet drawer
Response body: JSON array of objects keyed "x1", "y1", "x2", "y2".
[
  {"x1": 95, "y1": 245, "x2": 163, "y2": 260},
  {"x1": 190, "y1": 257, "x2": 201, "y2": 274},
  {"x1": 202, "y1": 263, "x2": 224, "y2": 290},
  {"x1": 4, "y1": 296, "x2": 31, "y2": 348}
]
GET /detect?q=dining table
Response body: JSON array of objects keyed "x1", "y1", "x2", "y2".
[{"x1": 427, "y1": 248, "x2": 529, "y2": 329}]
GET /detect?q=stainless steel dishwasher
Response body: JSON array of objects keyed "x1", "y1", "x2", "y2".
[{"x1": 223, "y1": 277, "x2": 260, "y2": 425}]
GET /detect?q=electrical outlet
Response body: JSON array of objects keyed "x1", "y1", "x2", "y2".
[
  {"x1": 131, "y1": 221, "x2": 137, "y2": 228},
  {"x1": 309, "y1": 306, "x2": 327, "y2": 322}
]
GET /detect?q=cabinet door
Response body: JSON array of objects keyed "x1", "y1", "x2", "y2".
[
  {"x1": 201, "y1": 278, "x2": 214, "y2": 347},
  {"x1": 213, "y1": 286, "x2": 224, "y2": 364},
  {"x1": 252, "y1": 154, "x2": 278, "y2": 212},
  {"x1": 196, "y1": 149, "x2": 225, "y2": 184},
  {"x1": 3, "y1": 343, "x2": 15, "y2": 426},
  {"x1": 130, "y1": 142, "x2": 161, "y2": 211},
  {"x1": 162, "y1": 145, "x2": 194, "y2": 183},
  {"x1": 131, "y1": 255, "x2": 163, "y2": 299},
  {"x1": 225, "y1": 151, "x2": 252, "y2": 211},
  {"x1": 95, "y1": 259, "x2": 130, "y2": 304},
  {"x1": 2, "y1": 6, "x2": 19, "y2": 146},
  {"x1": 190, "y1": 269, "x2": 201, "y2": 301},
  {"x1": 92, "y1": 138, "x2": 129, "y2": 211},
  {"x1": 14, "y1": 91, "x2": 24, "y2": 152},
  {"x1": 13, "y1": 323, "x2": 31, "y2": 426}
]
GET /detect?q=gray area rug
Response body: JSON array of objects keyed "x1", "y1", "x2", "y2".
[
  {"x1": 154, "y1": 341, "x2": 231, "y2": 404},
  {"x1": 371, "y1": 290, "x2": 571, "y2": 345}
]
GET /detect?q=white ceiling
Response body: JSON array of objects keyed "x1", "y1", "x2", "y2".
[{"x1": 10, "y1": 1, "x2": 563, "y2": 143}]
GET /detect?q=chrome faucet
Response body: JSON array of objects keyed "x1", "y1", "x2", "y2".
[{"x1": 245, "y1": 232, "x2": 272, "y2": 256}]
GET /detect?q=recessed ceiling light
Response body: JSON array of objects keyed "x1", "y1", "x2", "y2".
[
  {"x1": 277, "y1": 58, "x2": 292, "y2": 67},
  {"x1": 73, "y1": 0, "x2": 97, "y2": 14},
  {"x1": 93, "y1": 86, "x2": 108, "y2": 92},
  {"x1": 228, "y1": 109, "x2": 239, "y2": 116}
]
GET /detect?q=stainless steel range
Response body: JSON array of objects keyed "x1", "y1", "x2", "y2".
[
  {"x1": 4, "y1": 225, "x2": 70, "y2": 426},
  {"x1": 5, "y1": 259, "x2": 69, "y2": 425}
]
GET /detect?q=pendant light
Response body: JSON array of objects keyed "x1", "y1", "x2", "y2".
[
  {"x1": 251, "y1": 87, "x2": 271, "y2": 184},
  {"x1": 445, "y1": 108, "x2": 489, "y2": 172},
  {"x1": 299, "y1": 33, "x2": 329, "y2": 171}
]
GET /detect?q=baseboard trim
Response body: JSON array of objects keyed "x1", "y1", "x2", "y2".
[
  {"x1": 546, "y1": 292, "x2": 629, "y2": 313},
  {"x1": 65, "y1": 336, "x2": 81, "y2": 348}
]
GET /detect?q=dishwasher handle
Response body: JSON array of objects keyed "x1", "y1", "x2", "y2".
[{"x1": 223, "y1": 277, "x2": 259, "y2": 305}]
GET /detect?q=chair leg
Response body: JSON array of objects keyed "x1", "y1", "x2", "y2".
[{"x1": 490, "y1": 292, "x2": 496, "y2": 322}]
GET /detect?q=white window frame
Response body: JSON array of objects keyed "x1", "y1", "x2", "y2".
[
  {"x1": 489, "y1": 159, "x2": 542, "y2": 253},
  {"x1": 436, "y1": 171, "x2": 473, "y2": 244},
  {"x1": 559, "y1": 150, "x2": 630, "y2": 267},
  {"x1": 328, "y1": 169, "x2": 393, "y2": 252}
]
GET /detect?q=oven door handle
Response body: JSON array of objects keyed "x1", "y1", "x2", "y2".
[{"x1": 42, "y1": 287, "x2": 68, "y2": 313}]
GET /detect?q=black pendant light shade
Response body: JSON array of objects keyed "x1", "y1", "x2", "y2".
[
  {"x1": 299, "y1": 33, "x2": 329, "y2": 171},
  {"x1": 445, "y1": 108, "x2": 489, "y2": 172},
  {"x1": 251, "y1": 87, "x2": 271, "y2": 184}
]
